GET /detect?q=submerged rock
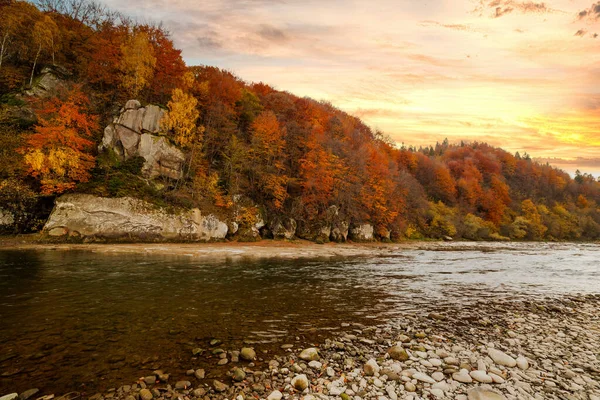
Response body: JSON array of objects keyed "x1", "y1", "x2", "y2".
[{"x1": 240, "y1": 347, "x2": 256, "y2": 361}]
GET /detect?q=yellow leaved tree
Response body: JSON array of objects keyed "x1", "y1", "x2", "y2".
[
  {"x1": 120, "y1": 31, "x2": 156, "y2": 98},
  {"x1": 161, "y1": 72, "x2": 202, "y2": 147}
]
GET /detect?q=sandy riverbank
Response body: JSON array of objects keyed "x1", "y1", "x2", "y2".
[
  {"x1": 0, "y1": 239, "x2": 426, "y2": 260},
  {"x1": 0, "y1": 237, "x2": 583, "y2": 260}
]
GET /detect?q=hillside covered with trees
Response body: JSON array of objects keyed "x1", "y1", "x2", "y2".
[{"x1": 1, "y1": 0, "x2": 599, "y2": 241}]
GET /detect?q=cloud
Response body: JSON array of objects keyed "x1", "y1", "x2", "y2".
[
  {"x1": 197, "y1": 34, "x2": 223, "y2": 50},
  {"x1": 419, "y1": 20, "x2": 482, "y2": 33},
  {"x1": 575, "y1": 29, "x2": 587, "y2": 37},
  {"x1": 256, "y1": 24, "x2": 289, "y2": 42},
  {"x1": 577, "y1": 2, "x2": 600, "y2": 20},
  {"x1": 474, "y1": 0, "x2": 557, "y2": 18}
]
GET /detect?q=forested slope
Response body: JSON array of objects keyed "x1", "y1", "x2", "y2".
[{"x1": 1, "y1": 0, "x2": 599, "y2": 241}]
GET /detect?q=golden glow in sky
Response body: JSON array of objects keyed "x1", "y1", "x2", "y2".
[{"x1": 101, "y1": 0, "x2": 600, "y2": 173}]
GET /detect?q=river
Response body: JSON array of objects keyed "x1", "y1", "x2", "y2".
[{"x1": 0, "y1": 242, "x2": 599, "y2": 396}]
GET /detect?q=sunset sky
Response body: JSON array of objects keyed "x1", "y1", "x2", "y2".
[{"x1": 101, "y1": 0, "x2": 600, "y2": 176}]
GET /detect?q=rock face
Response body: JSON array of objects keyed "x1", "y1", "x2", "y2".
[
  {"x1": 0, "y1": 208, "x2": 15, "y2": 230},
  {"x1": 25, "y1": 66, "x2": 70, "y2": 98},
  {"x1": 296, "y1": 206, "x2": 343, "y2": 243},
  {"x1": 99, "y1": 100, "x2": 184, "y2": 180},
  {"x1": 349, "y1": 223, "x2": 374, "y2": 241},
  {"x1": 43, "y1": 194, "x2": 228, "y2": 241},
  {"x1": 269, "y1": 217, "x2": 297, "y2": 240}
]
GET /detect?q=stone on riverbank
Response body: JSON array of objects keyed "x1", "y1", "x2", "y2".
[
  {"x1": 299, "y1": 348, "x2": 319, "y2": 361},
  {"x1": 388, "y1": 345, "x2": 409, "y2": 361},
  {"x1": 487, "y1": 348, "x2": 516, "y2": 367},
  {"x1": 364, "y1": 358, "x2": 380, "y2": 376},
  {"x1": 467, "y1": 387, "x2": 507, "y2": 400},
  {"x1": 291, "y1": 374, "x2": 309, "y2": 391},
  {"x1": 266, "y1": 391, "x2": 282, "y2": 400}
]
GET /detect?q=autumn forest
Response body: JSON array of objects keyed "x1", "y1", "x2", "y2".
[{"x1": 1, "y1": 0, "x2": 600, "y2": 241}]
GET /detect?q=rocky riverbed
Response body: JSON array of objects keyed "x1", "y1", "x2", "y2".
[{"x1": 3, "y1": 294, "x2": 599, "y2": 400}]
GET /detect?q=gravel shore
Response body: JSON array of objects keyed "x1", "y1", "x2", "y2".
[{"x1": 3, "y1": 294, "x2": 599, "y2": 400}]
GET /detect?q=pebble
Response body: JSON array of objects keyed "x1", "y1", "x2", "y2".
[
  {"x1": 431, "y1": 371, "x2": 445, "y2": 381},
  {"x1": 516, "y1": 356, "x2": 529, "y2": 370},
  {"x1": 467, "y1": 387, "x2": 507, "y2": 400},
  {"x1": 175, "y1": 381, "x2": 191, "y2": 390},
  {"x1": 232, "y1": 367, "x2": 246, "y2": 382},
  {"x1": 308, "y1": 360, "x2": 322, "y2": 369},
  {"x1": 453, "y1": 370, "x2": 473, "y2": 383},
  {"x1": 364, "y1": 359, "x2": 380, "y2": 376},
  {"x1": 266, "y1": 391, "x2": 282, "y2": 400},
  {"x1": 194, "y1": 369, "x2": 205, "y2": 379},
  {"x1": 240, "y1": 347, "x2": 256, "y2": 361},
  {"x1": 404, "y1": 382, "x2": 416, "y2": 392},
  {"x1": 430, "y1": 388, "x2": 444, "y2": 398},
  {"x1": 489, "y1": 373, "x2": 505, "y2": 383},
  {"x1": 213, "y1": 380, "x2": 228, "y2": 392},
  {"x1": 143, "y1": 376, "x2": 156, "y2": 385},
  {"x1": 470, "y1": 370, "x2": 493, "y2": 383},
  {"x1": 388, "y1": 345, "x2": 409, "y2": 361},
  {"x1": 18, "y1": 390, "x2": 39, "y2": 400},
  {"x1": 487, "y1": 348, "x2": 516, "y2": 367},
  {"x1": 299, "y1": 348, "x2": 319, "y2": 361},
  {"x1": 139, "y1": 389, "x2": 152, "y2": 400},
  {"x1": 413, "y1": 372, "x2": 436, "y2": 384},
  {"x1": 291, "y1": 374, "x2": 309, "y2": 391}
]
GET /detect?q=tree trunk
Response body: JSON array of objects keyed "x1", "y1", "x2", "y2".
[
  {"x1": 0, "y1": 33, "x2": 8, "y2": 71},
  {"x1": 29, "y1": 44, "x2": 42, "y2": 88}
]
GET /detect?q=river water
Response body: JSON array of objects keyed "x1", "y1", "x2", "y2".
[{"x1": 0, "y1": 242, "x2": 599, "y2": 395}]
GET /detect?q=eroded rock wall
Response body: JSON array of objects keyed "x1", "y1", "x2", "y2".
[{"x1": 44, "y1": 194, "x2": 228, "y2": 241}]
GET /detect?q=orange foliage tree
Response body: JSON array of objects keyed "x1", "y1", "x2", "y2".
[{"x1": 22, "y1": 87, "x2": 98, "y2": 195}]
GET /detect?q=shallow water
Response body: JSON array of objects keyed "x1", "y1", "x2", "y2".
[{"x1": 0, "y1": 242, "x2": 599, "y2": 395}]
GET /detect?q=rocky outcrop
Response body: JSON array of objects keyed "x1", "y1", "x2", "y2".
[
  {"x1": 228, "y1": 195, "x2": 266, "y2": 242},
  {"x1": 25, "y1": 66, "x2": 71, "y2": 98},
  {"x1": 43, "y1": 194, "x2": 228, "y2": 241},
  {"x1": 329, "y1": 207, "x2": 349, "y2": 242},
  {"x1": 296, "y1": 206, "x2": 342, "y2": 243},
  {"x1": 269, "y1": 217, "x2": 297, "y2": 240},
  {"x1": 0, "y1": 209, "x2": 15, "y2": 231},
  {"x1": 296, "y1": 220, "x2": 331, "y2": 242},
  {"x1": 99, "y1": 100, "x2": 185, "y2": 180},
  {"x1": 349, "y1": 223, "x2": 374, "y2": 242}
]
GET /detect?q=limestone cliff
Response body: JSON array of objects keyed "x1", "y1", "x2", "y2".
[
  {"x1": 99, "y1": 100, "x2": 185, "y2": 180},
  {"x1": 44, "y1": 194, "x2": 228, "y2": 241}
]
